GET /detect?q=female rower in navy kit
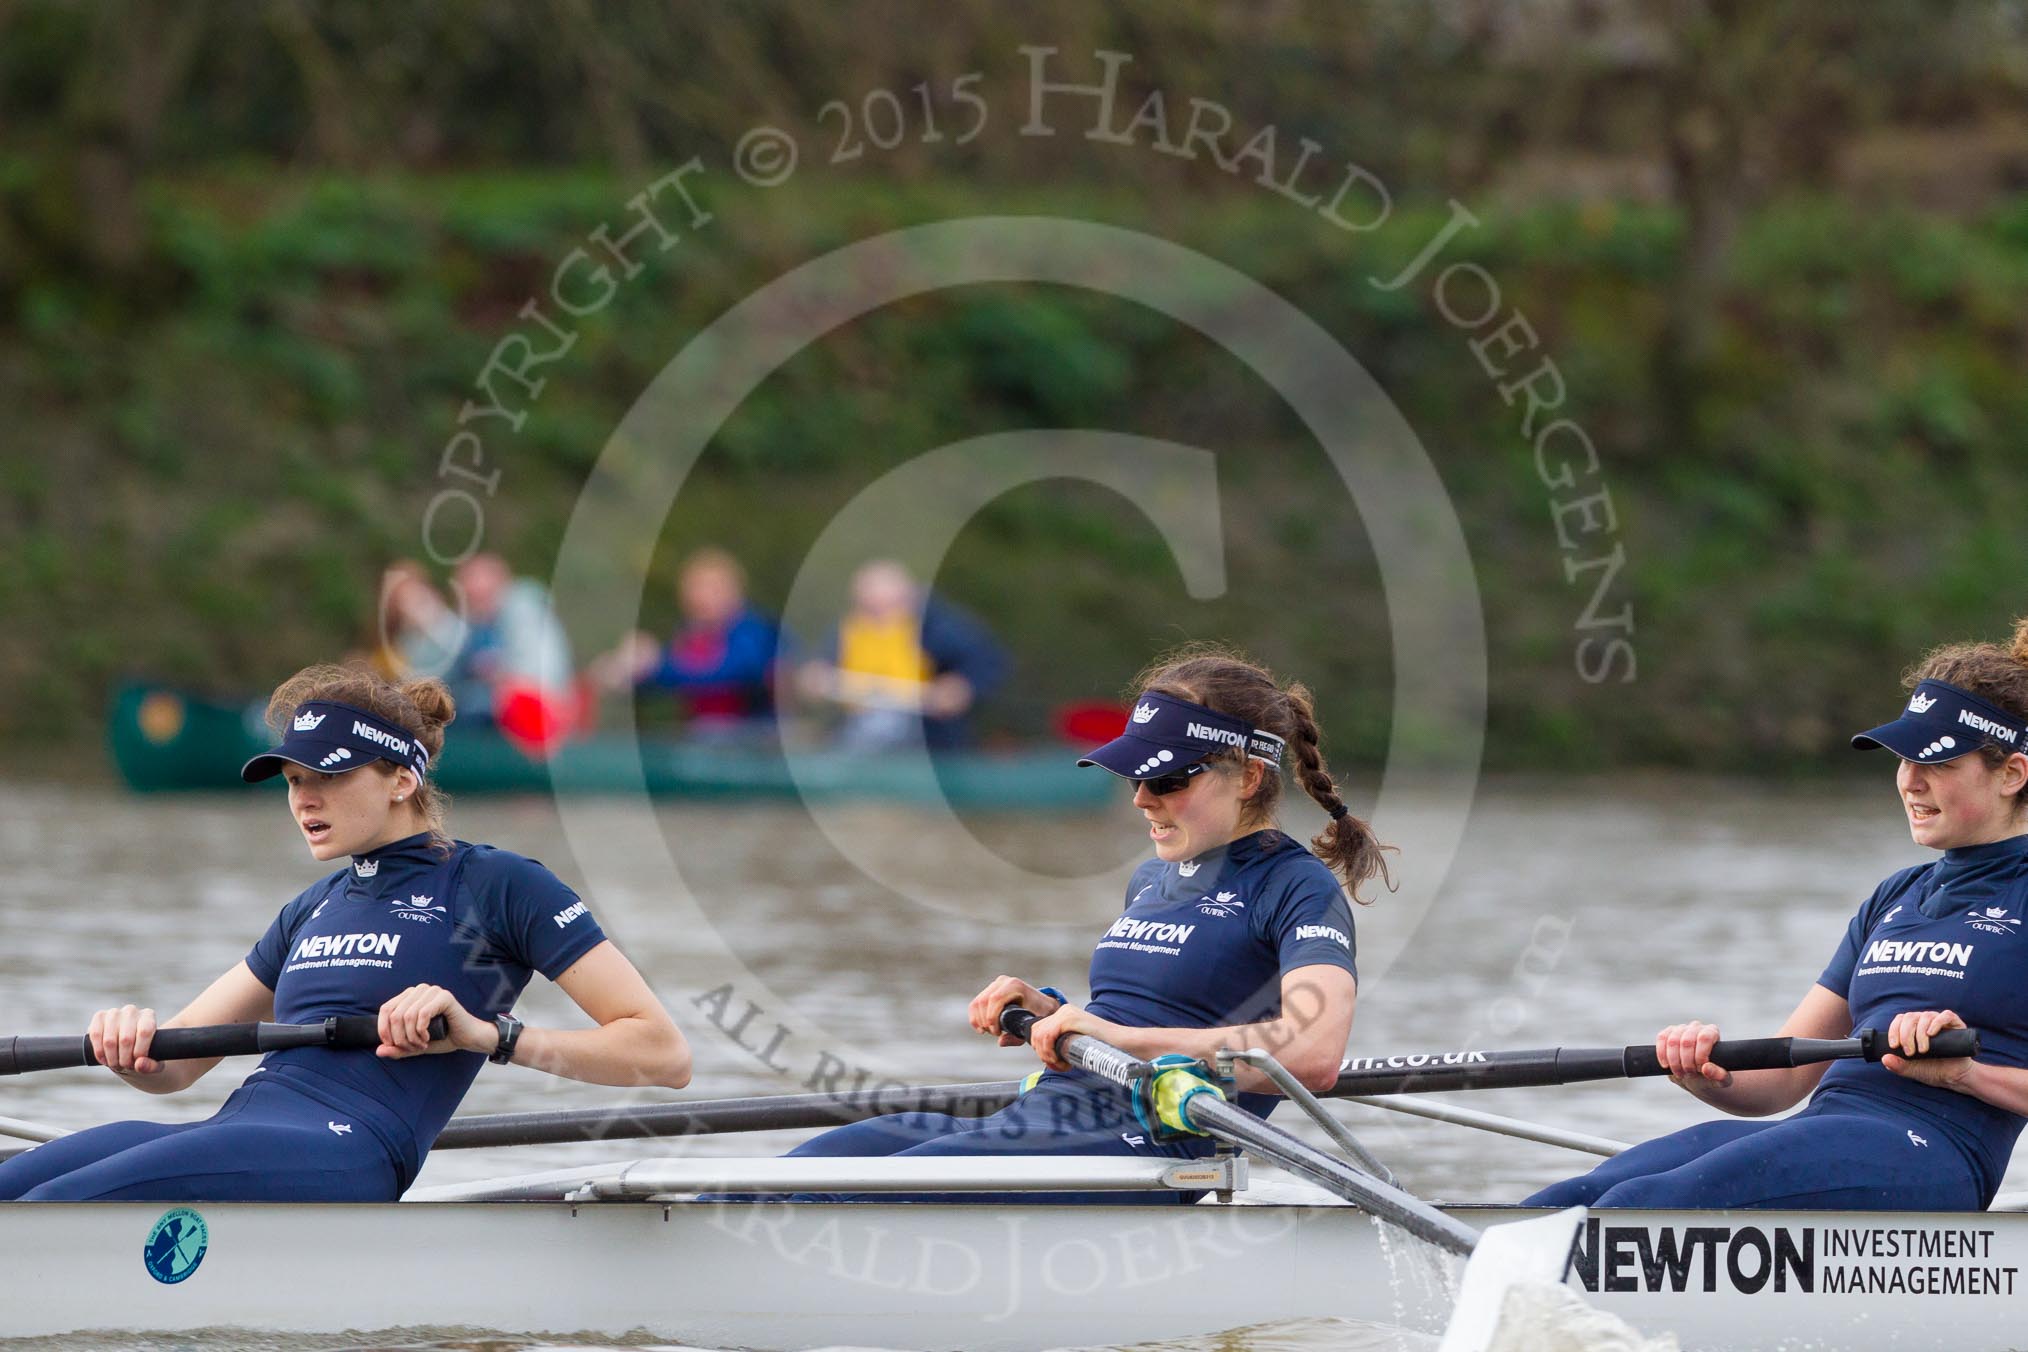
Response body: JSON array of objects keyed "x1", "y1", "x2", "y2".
[
  {"x1": 787, "y1": 647, "x2": 1386, "y2": 1198},
  {"x1": 0, "y1": 665, "x2": 690, "y2": 1202},
  {"x1": 1531, "y1": 620, "x2": 2028, "y2": 1211}
]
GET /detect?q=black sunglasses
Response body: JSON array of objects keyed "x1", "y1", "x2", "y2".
[{"x1": 1138, "y1": 765, "x2": 1207, "y2": 796}]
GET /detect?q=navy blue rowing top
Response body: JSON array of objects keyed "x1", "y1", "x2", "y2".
[
  {"x1": 243, "y1": 833, "x2": 606, "y2": 1186},
  {"x1": 1817, "y1": 832, "x2": 2028, "y2": 1197},
  {"x1": 1063, "y1": 828, "x2": 1358, "y2": 1117}
]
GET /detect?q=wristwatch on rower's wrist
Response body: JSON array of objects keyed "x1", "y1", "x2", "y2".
[
  {"x1": 1038, "y1": 986, "x2": 1070, "y2": 1011},
  {"x1": 489, "y1": 1014, "x2": 524, "y2": 1065}
]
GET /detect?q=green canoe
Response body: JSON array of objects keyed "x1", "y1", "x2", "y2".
[{"x1": 106, "y1": 683, "x2": 1113, "y2": 810}]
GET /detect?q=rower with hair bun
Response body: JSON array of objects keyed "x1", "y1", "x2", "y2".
[
  {"x1": 784, "y1": 645, "x2": 1387, "y2": 1202},
  {"x1": 1532, "y1": 618, "x2": 2028, "y2": 1211},
  {"x1": 0, "y1": 664, "x2": 691, "y2": 1202}
]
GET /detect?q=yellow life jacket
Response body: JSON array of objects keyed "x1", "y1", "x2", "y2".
[{"x1": 836, "y1": 614, "x2": 932, "y2": 706}]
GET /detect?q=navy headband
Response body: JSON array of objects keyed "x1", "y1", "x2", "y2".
[
  {"x1": 1852, "y1": 679, "x2": 2027, "y2": 764},
  {"x1": 241, "y1": 701, "x2": 432, "y2": 783},
  {"x1": 1077, "y1": 691, "x2": 1286, "y2": 780}
]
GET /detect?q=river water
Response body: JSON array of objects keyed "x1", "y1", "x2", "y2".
[{"x1": 0, "y1": 775, "x2": 2006, "y2": 1349}]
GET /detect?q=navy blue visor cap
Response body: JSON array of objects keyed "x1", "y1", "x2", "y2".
[
  {"x1": 241, "y1": 701, "x2": 432, "y2": 783},
  {"x1": 1077, "y1": 691, "x2": 1286, "y2": 780},
  {"x1": 1852, "y1": 679, "x2": 2027, "y2": 764}
]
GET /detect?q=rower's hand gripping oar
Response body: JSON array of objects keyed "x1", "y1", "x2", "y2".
[
  {"x1": 0, "y1": 1015, "x2": 450, "y2": 1076},
  {"x1": 1329, "y1": 1027, "x2": 1981, "y2": 1096}
]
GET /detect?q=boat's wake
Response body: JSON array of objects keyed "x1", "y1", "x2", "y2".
[{"x1": 1486, "y1": 1282, "x2": 1679, "y2": 1352}]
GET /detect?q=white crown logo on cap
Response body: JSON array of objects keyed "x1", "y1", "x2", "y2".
[
  {"x1": 1908, "y1": 692, "x2": 1938, "y2": 714},
  {"x1": 292, "y1": 710, "x2": 327, "y2": 731},
  {"x1": 1131, "y1": 702, "x2": 1158, "y2": 724}
]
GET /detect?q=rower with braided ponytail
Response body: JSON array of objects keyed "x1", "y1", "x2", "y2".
[{"x1": 781, "y1": 644, "x2": 1384, "y2": 1203}]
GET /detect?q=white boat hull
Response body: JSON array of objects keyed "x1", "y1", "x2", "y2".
[
  {"x1": 0, "y1": 1198, "x2": 1448, "y2": 1349},
  {"x1": 1, "y1": 1200, "x2": 2022, "y2": 1349}
]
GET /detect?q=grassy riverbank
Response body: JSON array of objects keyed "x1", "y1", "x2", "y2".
[{"x1": 6, "y1": 166, "x2": 2026, "y2": 768}]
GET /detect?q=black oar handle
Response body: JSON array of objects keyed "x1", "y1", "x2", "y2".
[
  {"x1": 1859, "y1": 1026, "x2": 1980, "y2": 1063},
  {"x1": 324, "y1": 1015, "x2": 452, "y2": 1050},
  {"x1": 1623, "y1": 1036, "x2": 1794, "y2": 1076},
  {"x1": 999, "y1": 1007, "x2": 1040, "y2": 1042},
  {"x1": 0, "y1": 1015, "x2": 449, "y2": 1076},
  {"x1": 1623, "y1": 1028, "x2": 1979, "y2": 1075}
]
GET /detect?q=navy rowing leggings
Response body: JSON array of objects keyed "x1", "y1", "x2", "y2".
[
  {"x1": 775, "y1": 1088, "x2": 1212, "y2": 1205},
  {"x1": 1525, "y1": 1106, "x2": 1985, "y2": 1211},
  {"x1": 0, "y1": 1078, "x2": 401, "y2": 1202}
]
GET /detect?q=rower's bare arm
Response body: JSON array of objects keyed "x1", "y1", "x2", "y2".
[
  {"x1": 521, "y1": 941, "x2": 692, "y2": 1089},
  {"x1": 99, "y1": 961, "x2": 275, "y2": 1095},
  {"x1": 1940, "y1": 1059, "x2": 2028, "y2": 1113},
  {"x1": 1671, "y1": 983, "x2": 1848, "y2": 1117},
  {"x1": 1033, "y1": 966, "x2": 1356, "y2": 1094},
  {"x1": 1230, "y1": 964, "x2": 1356, "y2": 1092}
]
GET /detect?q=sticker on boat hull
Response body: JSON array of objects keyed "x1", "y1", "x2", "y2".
[
  {"x1": 1566, "y1": 1217, "x2": 2021, "y2": 1296},
  {"x1": 143, "y1": 1208, "x2": 208, "y2": 1285}
]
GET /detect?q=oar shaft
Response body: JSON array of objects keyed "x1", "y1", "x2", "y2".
[
  {"x1": 1189, "y1": 1094, "x2": 1480, "y2": 1253},
  {"x1": 1328, "y1": 1028, "x2": 1980, "y2": 1096},
  {"x1": 0, "y1": 1016, "x2": 444, "y2": 1076},
  {"x1": 434, "y1": 1080, "x2": 1022, "y2": 1150},
  {"x1": 0, "y1": 1114, "x2": 68, "y2": 1144}
]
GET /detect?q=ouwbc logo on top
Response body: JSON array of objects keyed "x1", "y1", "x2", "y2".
[
  {"x1": 1967, "y1": 906, "x2": 2021, "y2": 936},
  {"x1": 1197, "y1": 890, "x2": 1244, "y2": 917},
  {"x1": 389, "y1": 894, "x2": 447, "y2": 924}
]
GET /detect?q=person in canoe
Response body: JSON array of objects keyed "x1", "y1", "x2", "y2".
[
  {"x1": 443, "y1": 551, "x2": 580, "y2": 751},
  {"x1": 796, "y1": 559, "x2": 1006, "y2": 752},
  {"x1": 362, "y1": 558, "x2": 462, "y2": 683},
  {"x1": 786, "y1": 645, "x2": 1386, "y2": 1201},
  {"x1": 0, "y1": 664, "x2": 690, "y2": 1202},
  {"x1": 1531, "y1": 620, "x2": 2028, "y2": 1211},
  {"x1": 590, "y1": 547, "x2": 785, "y2": 740}
]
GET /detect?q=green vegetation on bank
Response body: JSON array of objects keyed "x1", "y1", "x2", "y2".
[{"x1": 5, "y1": 165, "x2": 2025, "y2": 771}]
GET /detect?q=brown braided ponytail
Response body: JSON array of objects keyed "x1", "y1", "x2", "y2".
[
  {"x1": 1279, "y1": 681, "x2": 1396, "y2": 902},
  {"x1": 1131, "y1": 644, "x2": 1396, "y2": 902}
]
